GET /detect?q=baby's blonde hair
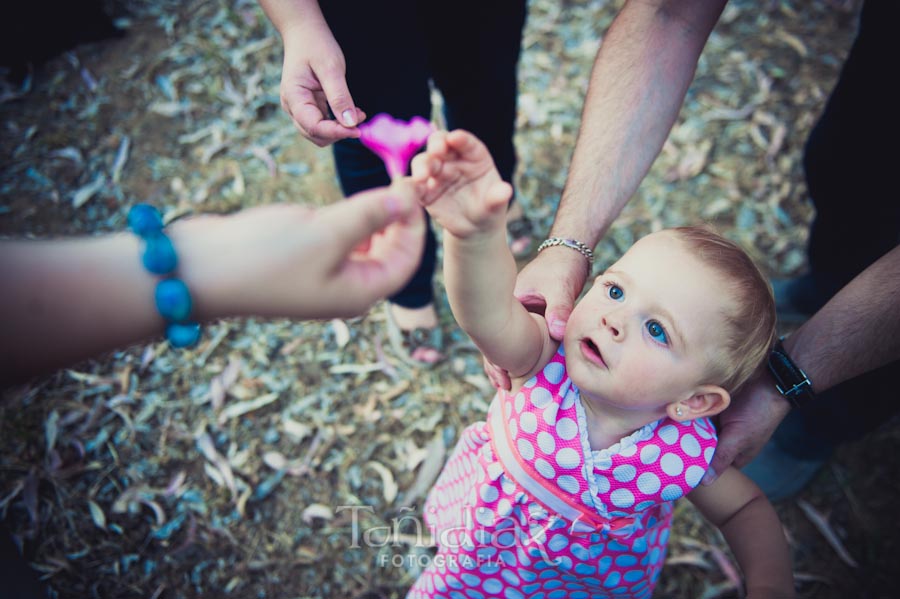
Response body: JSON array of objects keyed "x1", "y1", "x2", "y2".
[{"x1": 669, "y1": 226, "x2": 776, "y2": 393}]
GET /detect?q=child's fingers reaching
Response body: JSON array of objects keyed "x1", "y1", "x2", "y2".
[
  {"x1": 487, "y1": 181, "x2": 514, "y2": 211},
  {"x1": 446, "y1": 129, "x2": 489, "y2": 161}
]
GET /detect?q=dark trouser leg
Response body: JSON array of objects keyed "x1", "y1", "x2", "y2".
[
  {"x1": 423, "y1": 0, "x2": 527, "y2": 189},
  {"x1": 321, "y1": 1, "x2": 436, "y2": 309},
  {"x1": 789, "y1": 0, "x2": 900, "y2": 452}
]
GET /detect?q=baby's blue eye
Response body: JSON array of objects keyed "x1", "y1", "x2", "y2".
[
  {"x1": 647, "y1": 320, "x2": 668, "y2": 344},
  {"x1": 607, "y1": 285, "x2": 624, "y2": 301}
]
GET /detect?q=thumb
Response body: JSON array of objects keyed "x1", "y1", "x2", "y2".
[
  {"x1": 317, "y1": 65, "x2": 358, "y2": 127},
  {"x1": 320, "y1": 182, "x2": 418, "y2": 257},
  {"x1": 545, "y1": 303, "x2": 573, "y2": 342},
  {"x1": 702, "y1": 439, "x2": 738, "y2": 486}
]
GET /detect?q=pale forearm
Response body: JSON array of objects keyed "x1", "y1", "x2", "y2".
[
  {"x1": 444, "y1": 232, "x2": 544, "y2": 376},
  {"x1": 785, "y1": 245, "x2": 900, "y2": 393},
  {"x1": 554, "y1": 0, "x2": 726, "y2": 246},
  {"x1": 719, "y1": 494, "x2": 795, "y2": 597},
  {"x1": 258, "y1": 0, "x2": 325, "y2": 37},
  {"x1": 0, "y1": 235, "x2": 166, "y2": 384}
]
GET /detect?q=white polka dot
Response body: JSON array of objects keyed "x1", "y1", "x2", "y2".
[
  {"x1": 636, "y1": 472, "x2": 661, "y2": 495},
  {"x1": 480, "y1": 484, "x2": 499, "y2": 503},
  {"x1": 658, "y1": 424, "x2": 679, "y2": 445},
  {"x1": 610, "y1": 488, "x2": 635, "y2": 508},
  {"x1": 543, "y1": 361, "x2": 565, "y2": 384},
  {"x1": 558, "y1": 475, "x2": 579, "y2": 494},
  {"x1": 487, "y1": 463, "x2": 504, "y2": 480},
  {"x1": 556, "y1": 447, "x2": 580, "y2": 469},
  {"x1": 501, "y1": 474, "x2": 516, "y2": 495},
  {"x1": 542, "y1": 403, "x2": 559, "y2": 426},
  {"x1": 548, "y1": 533, "x2": 569, "y2": 552},
  {"x1": 476, "y1": 506, "x2": 495, "y2": 526},
  {"x1": 556, "y1": 418, "x2": 578, "y2": 440},
  {"x1": 704, "y1": 446, "x2": 715, "y2": 465},
  {"x1": 514, "y1": 392, "x2": 525, "y2": 414},
  {"x1": 685, "y1": 465, "x2": 705, "y2": 488},
  {"x1": 535, "y1": 458, "x2": 555, "y2": 479},
  {"x1": 517, "y1": 438, "x2": 535, "y2": 460},
  {"x1": 640, "y1": 444, "x2": 661, "y2": 465},
  {"x1": 680, "y1": 434, "x2": 701, "y2": 457},
  {"x1": 530, "y1": 387, "x2": 552, "y2": 408},
  {"x1": 613, "y1": 464, "x2": 636, "y2": 482},
  {"x1": 482, "y1": 578, "x2": 502, "y2": 594},
  {"x1": 523, "y1": 377, "x2": 536, "y2": 388},
  {"x1": 581, "y1": 490, "x2": 595, "y2": 506},
  {"x1": 660, "y1": 453, "x2": 684, "y2": 476},
  {"x1": 508, "y1": 418, "x2": 518, "y2": 439},
  {"x1": 560, "y1": 389, "x2": 576, "y2": 410},
  {"x1": 520, "y1": 412, "x2": 537, "y2": 434},
  {"x1": 620, "y1": 443, "x2": 638, "y2": 458},
  {"x1": 594, "y1": 455, "x2": 613, "y2": 470},
  {"x1": 497, "y1": 498, "x2": 512, "y2": 515},
  {"x1": 661, "y1": 484, "x2": 683, "y2": 501},
  {"x1": 694, "y1": 419, "x2": 715, "y2": 439},
  {"x1": 595, "y1": 474, "x2": 610, "y2": 494},
  {"x1": 537, "y1": 431, "x2": 556, "y2": 454}
]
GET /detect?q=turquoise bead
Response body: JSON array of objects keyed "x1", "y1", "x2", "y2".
[
  {"x1": 142, "y1": 233, "x2": 177, "y2": 274},
  {"x1": 155, "y1": 279, "x2": 192, "y2": 322},
  {"x1": 166, "y1": 322, "x2": 201, "y2": 348},
  {"x1": 128, "y1": 204, "x2": 164, "y2": 236}
]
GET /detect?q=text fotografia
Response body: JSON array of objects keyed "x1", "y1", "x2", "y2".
[{"x1": 335, "y1": 504, "x2": 605, "y2": 568}]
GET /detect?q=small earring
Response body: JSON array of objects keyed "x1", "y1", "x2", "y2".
[{"x1": 675, "y1": 407, "x2": 683, "y2": 418}]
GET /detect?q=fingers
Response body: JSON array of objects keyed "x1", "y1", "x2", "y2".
[
  {"x1": 282, "y1": 84, "x2": 365, "y2": 146},
  {"x1": 321, "y1": 181, "x2": 420, "y2": 258},
  {"x1": 315, "y1": 62, "x2": 359, "y2": 128},
  {"x1": 483, "y1": 357, "x2": 512, "y2": 392}
]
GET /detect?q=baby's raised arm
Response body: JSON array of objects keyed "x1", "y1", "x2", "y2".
[
  {"x1": 689, "y1": 468, "x2": 795, "y2": 598},
  {"x1": 412, "y1": 131, "x2": 554, "y2": 379}
]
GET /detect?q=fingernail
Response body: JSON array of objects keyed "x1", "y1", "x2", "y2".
[
  {"x1": 342, "y1": 110, "x2": 356, "y2": 127},
  {"x1": 701, "y1": 467, "x2": 716, "y2": 485},
  {"x1": 550, "y1": 320, "x2": 566, "y2": 338}
]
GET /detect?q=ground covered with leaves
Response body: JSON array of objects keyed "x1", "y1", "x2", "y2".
[{"x1": 1, "y1": 1, "x2": 897, "y2": 598}]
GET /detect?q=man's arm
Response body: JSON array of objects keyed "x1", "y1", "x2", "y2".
[
  {"x1": 690, "y1": 467, "x2": 795, "y2": 597},
  {"x1": 554, "y1": 0, "x2": 726, "y2": 245},
  {"x1": 709, "y1": 244, "x2": 900, "y2": 478},
  {"x1": 513, "y1": 0, "x2": 727, "y2": 344}
]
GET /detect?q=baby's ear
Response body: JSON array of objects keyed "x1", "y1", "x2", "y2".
[{"x1": 667, "y1": 385, "x2": 731, "y2": 422}]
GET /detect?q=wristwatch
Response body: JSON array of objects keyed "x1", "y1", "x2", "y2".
[{"x1": 767, "y1": 336, "x2": 815, "y2": 409}]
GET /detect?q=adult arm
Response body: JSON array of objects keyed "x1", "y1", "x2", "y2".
[
  {"x1": 257, "y1": 0, "x2": 365, "y2": 145},
  {"x1": 516, "y1": 0, "x2": 728, "y2": 340},
  {"x1": 708, "y1": 244, "x2": 900, "y2": 480},
  {"x1": 0, "y1": 182, "x2": 424, "y2": 386},
  {"x1": 690, "y1": 467, "x2": 795, "y2": 598}
]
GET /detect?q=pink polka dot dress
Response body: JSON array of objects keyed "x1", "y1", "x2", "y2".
[{"x1": 408, "y1": 347, "x2": 718, "y2": 599}]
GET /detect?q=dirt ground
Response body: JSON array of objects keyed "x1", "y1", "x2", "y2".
[{"x1": 1, "y1": 1, "x2": 898, "y2": 598}]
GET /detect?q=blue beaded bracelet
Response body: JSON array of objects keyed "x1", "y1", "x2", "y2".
[{"x1": 128, "y1": 204, "x2": 202, "y2": 348}]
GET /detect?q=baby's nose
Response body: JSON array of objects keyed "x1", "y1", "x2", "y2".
[{"x1": 601, "y1": 314, "x2": 622, "y2": 338}]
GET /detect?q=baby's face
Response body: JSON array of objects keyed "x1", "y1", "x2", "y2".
[{"x1": 563, "y1": 231, "x2": 735, "y2": 412}]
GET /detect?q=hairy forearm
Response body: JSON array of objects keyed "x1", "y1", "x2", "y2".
[
  {"x1": 443, "y1": 232, "x2": 544, "y2": 376},
  {"x1": 553, "y1": 0, "x2": 726, "y2": 246},
  {"x1": 785, "y1": 245, "x2": 900, "y2": 393}
]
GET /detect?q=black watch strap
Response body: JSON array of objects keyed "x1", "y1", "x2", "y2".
[{"x1": 767, "y1": 337, "x2": 815, "y2": 409}]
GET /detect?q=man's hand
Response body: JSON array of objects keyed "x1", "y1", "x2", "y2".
[
  {"x1": 279, "y1": 20, "x2": 366, "y2": 146},
  {"x1": 703, "y1": 371, "x2": 791, "y2": 484}
]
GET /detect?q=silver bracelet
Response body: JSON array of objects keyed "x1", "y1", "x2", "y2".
[{"x1": 536, "y1": 237, "x2": 594, "y2": 264}]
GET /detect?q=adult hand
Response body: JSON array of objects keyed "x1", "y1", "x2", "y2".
[
  {"x1": 279, "y1": 20, "x2": 366, "y2": 146},
  {"x1": 702, "y1": 371, "x2": 791, "y2": 485},
  {"x1": 177, "y1": 179, "x2": 425, "y2": 320},
  {"x1": 483, "y1": 247, "x2": 591, "y2": 390}
]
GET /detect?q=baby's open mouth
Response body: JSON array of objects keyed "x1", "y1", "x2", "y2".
[{"x1": 581, "y1": 338, "x2": 607, "y2": 368}]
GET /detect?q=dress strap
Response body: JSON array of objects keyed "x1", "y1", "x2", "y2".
[{"x1": 487, "y1": 399, "x2": 634, "y2": 536}]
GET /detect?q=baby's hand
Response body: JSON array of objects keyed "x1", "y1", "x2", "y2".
[{"x1": 411, "y1": 130, "x2": 512, "y2": 239}]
